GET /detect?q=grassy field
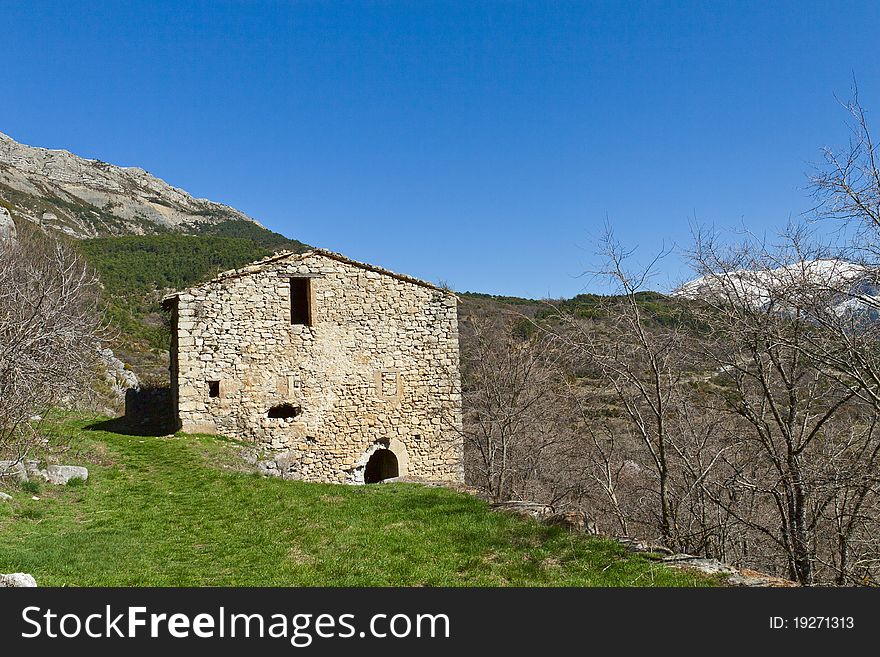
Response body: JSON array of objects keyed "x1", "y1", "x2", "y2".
[{"x1": 0, "y1": 417, "x2": 717, "y2": 587}]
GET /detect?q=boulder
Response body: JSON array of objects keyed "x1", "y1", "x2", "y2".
[
  {"x1": 0, "y1": 460, "x2": 28, "y2": 482},
  {"x1": 0, "y1": 573, "x2": 37, "y2": 587},
  {"x1": 0, "y1": 491, "x2": 12, "y2": 502},
  {"x1": 45, "y1": 465, "x2": 89, "y2": 485},
  {"x1": 25, "y1": 460, "x2": 47, "y2": 481}
]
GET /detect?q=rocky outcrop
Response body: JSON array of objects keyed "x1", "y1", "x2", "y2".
[
  {"x1": 0, "y1": 459, "x2": 88, "y2": 485},
  {"x1": 0, "y1": 205, "x2": 15, "y2": 241},
  {"x1": 613, "y1": 537, "x2": 797, "y2": 587},
  {"x1": 0, "y1": 130, "x2": 262, "y2": 238},
  {"x1": 99, "y1": 348, "x2": 139, "y2": 401},
  {"x1": 479, "y1": 496, "x2": 797, "y2": 586}
]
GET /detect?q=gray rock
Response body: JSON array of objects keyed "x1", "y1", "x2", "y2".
[
  {"x1": 0, "y1": 130, "x2": 263, "y2": 239},
  {"x1": 239, "y1": 449, "x2": 258, "y2": 466},
  {"x1": 0, "y1": 573, "x2": 37, "y2": 587},
  {"x1": 661, "y1": 554, "x2": 738, "y2": 575},
  {"x1": 0, "y1": 460, "x2": 28, "y2": 482},
  {"x1": 45, "y1": 465, "x2": 88, "y2": 485},
  {"x1": 0, "y1": 206, "x2": 15, "y2": 242},
  {"x1": 660, "y1": 553, "x2": 798, "y2": 586},
  {"x1": 0, "y1": 492, "x2": 12, "y2": 502},
  {"x1": 25, "y1": 460, "x2": 47, "y2": 481},
  {"x1": 616, "y1": 537, "x2": 675, "y2": 556}
]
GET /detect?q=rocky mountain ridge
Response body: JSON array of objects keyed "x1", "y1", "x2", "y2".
[
  {"x1": 0, "y1": 130, "x2": 261, "y2": 238},
  {"x1": 676, "y1": 258, "x2": 880, "y2": 316}
]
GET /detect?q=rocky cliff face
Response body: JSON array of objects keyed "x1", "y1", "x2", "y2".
[{"x1": 0, "y1": 131, "x2": 261, "y2": 238}]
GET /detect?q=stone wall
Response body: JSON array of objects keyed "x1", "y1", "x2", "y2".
[{"x1": 168, "y1": 250, "x2": 463, "y2": 484}]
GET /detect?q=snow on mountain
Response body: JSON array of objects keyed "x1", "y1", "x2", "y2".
[{"x1": 676, "y1": 258, "x2": 880, "y2": 317}]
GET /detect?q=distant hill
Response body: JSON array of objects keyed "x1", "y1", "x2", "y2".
[
  {"x1": 459, "y1": 289, "x2": 696, "y2": 329},
  {"x1": 676, "y1": 258, "x2": 880, "y2": 317},
  {"x1": 0, "y1": 130, "x2": 305, "y2": 246}
]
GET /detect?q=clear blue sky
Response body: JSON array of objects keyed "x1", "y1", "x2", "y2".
[{"x1": 1, "y1": 1, "x2": 878, "y2": 298}]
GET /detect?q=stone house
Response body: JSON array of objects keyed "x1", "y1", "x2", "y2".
[{"x1": 161, "y1": 249, "x2": 463, "y2": 484}]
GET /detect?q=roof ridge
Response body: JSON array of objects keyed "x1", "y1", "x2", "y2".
[{"x1": 161, "y1": 249, "x2": 454, "y2": 302}]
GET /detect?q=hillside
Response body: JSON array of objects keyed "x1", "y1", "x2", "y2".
[
  {"x1": 458, "y1": 289, "x2": 698, "y2": 330},
  {"x1": 0, "y1": 131, "x2": 699, "y2": 392},
  {"x1": 0, "y1": 415, "x2": 713, "y2": 587},
  {"x1": 78, "y1": 233, "x2": 309, "y2": 379},
  {"x1": 0, "y1": 130, "x2": 279, "y2": 239}
]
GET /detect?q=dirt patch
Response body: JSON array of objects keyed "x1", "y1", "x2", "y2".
[{"x1": 286, "y1": 545, "x2": 315, "y2": 565}]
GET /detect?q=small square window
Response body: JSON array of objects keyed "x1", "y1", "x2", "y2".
[{"x1": 208, "y1": 380, "x2": 220, "y2": 398}]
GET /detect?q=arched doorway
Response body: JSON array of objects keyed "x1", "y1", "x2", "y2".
[{"x1": 364, "y1": 449, "x2": 399, "y2": 483}]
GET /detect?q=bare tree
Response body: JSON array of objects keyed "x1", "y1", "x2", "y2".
[
  {"x1": 683, "y1": 226, "x2": 880, "y2": 584},
  {"x1": 0, "y1": 224, "x2": 103, "y2": 471},
  {"x1": 459, "y1": 313, "x2": 570, "y2": 503},
  {"x1": 810, "y1": 83, "x2": 880, "y2": 254},
  {"x1": 453, "y1": 90, "x2": 880, "y2": 585},
  {"x1": 548, "y1": 230, "x2": 729, "y2": 551}
]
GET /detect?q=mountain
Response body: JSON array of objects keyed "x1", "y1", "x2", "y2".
[
  {"x1": 676, "y1": 258, "x2": 880, "y2": 317},
  {"x1": 0, "y1": 130, "x2": 272, "y2": 239}
]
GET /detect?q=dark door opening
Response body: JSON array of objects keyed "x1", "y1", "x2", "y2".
[{"x1": 364, "y1": 449, "x2": 399, "y2": 483}]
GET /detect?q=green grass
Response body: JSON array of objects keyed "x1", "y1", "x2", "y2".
[{"x1": 0, "y1": 417, "x2": 716, "y2": 587}]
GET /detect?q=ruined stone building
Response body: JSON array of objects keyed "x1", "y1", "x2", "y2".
[{"x1": 161, "y1": 249, "x2": 463, "y2": 484}]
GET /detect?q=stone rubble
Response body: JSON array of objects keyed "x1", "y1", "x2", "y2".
[{"x1": 0, "y1": 460, "x2": 88, "y2": 485}]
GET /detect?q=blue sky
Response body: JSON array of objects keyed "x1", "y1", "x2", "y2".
[{"x1": 1, "y1": 1, "x2": 878, "y2": 298}]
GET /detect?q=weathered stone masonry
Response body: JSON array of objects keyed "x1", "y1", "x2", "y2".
[{"x1": 162, "y1": 249, "x2": 463, "y2": 484}]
